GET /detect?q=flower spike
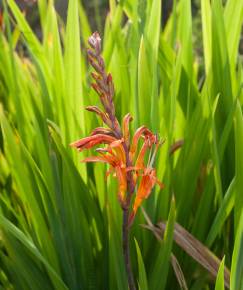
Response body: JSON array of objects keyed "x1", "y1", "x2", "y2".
[
  {"x1": 71, "y1": 32, "x2": 164, "y2": 290},
  {"x1": 71, "y1": 31, "x2": 164, "y2": 222}
]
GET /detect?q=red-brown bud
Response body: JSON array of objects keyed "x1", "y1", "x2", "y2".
[{"x1": 91, "y1": 83, "x2": 102, "y2": 96}]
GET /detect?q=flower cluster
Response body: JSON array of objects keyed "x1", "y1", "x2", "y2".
[{"x1": 71, "y1": 32, "x2": 163, "y2": 225}]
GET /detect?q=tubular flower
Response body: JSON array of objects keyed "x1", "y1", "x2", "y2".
[{"x1": 71, "y1": 32, "x2": 164, "y2": 224}]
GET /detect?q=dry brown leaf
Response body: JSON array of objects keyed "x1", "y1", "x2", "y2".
[
  {"x1": 142, "y1": 217, "x2": 230, "y2": 289},
  {"x1": 141, "y1": 207, "x2": 188, "y2": 290},
  {"x1": 171, "y1": 253, "x2": 188, "y2": 290},
  {"x1": 157, "y1": 222, "x2": 230, "y2": 288}
]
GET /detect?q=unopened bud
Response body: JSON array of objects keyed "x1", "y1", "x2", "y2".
[
  {"x1": 91, "y1": 83, "x2": 102, "y2": 95},
  {"x1": 88, "y1": 32, "x2": 101, "y2": 53}
]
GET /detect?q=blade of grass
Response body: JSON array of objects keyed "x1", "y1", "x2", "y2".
[
  {"x1": 230, "y1": 211, "x2": 243, "y2": 290},
  {"x1": 0, "y1": 215, "x2": 69, "y2": 290},
  {"x1": 234, "y1": 101, "x2": 243, "y2": 230},
  {"x1": 135, "y1": 238, "x2": 148, "y2": 290},
  {"x1": 215, "y1": 257, "x2": 225, "y2": 290},
  {"x1": 149, "y1": 198, "x2": 176, "y2": 290}
]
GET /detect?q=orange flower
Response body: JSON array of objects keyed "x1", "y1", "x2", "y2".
[
  {"x1": 71, "y1": 31, "x2": 164, "y2": 223},
  {"x1": 71, "y1": 121, "x2": 163, "y2": 216},
  {"x1": 71, "y1": 130, "x2": 128, "y2": 205},
  {"x1": 128, "y1": 167, "x2": 164, "y2": 225}
]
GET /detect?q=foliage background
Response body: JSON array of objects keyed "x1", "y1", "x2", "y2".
[{"x1": 0, "y1": 0, "x2": 243, "y2": 290}]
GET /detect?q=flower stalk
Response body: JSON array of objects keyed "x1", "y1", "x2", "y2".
[
  {"x1": 71, "y1": 32, "x2": 163, "y2": 290},
  {"x1": 123, "y1": 207, "x2": 136, "y2": 290}
]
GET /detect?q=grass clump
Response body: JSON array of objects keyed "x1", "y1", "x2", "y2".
[{"x1": 0, "y1": 0, "x2": 243, "y2": 289}]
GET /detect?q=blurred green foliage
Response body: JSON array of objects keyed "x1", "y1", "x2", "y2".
[{"x1": 0, "y1": 0, "x2": 242, "y2": 290}]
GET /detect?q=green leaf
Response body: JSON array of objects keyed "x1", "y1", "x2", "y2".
[
  {"x1": 177, "y1": 0, "x2": 193, "y2": 77},
  {"x1": 201, "y1": 0, "x2": 212, "y2": 75},
  {"x1": 135, "y1": 239, "x2": 148, "y2": 290},
  {"x1": 108, "y1": 208, "x2": 127, "y2": 290},
  {"x1": 0, "y1": 215, "x2": 68, "y2": 290},
  {"x1": 206, "y1": 177, "x2": 235, "y2": 246},
  {"x1": 230, "y1": 211, "x2": 243, "y2": 290},
  {"x1": 149, "y1": 199, "x2": 176, "y2": 290},
  {"x1": 234, "y1": 101, "x2": 243, "y2": 230},
  {"x1": 64, "y1": 0, "x2": 84, "y2": 141},
  {"x1": 7, "y1": 0, "x2": 42, "y2": 56},
  {"x1": 215, "y1": 256, "x2": 225, "y2": 290},
  {"x1": 137, "y1": 35, "x2": 151, "y2": 126},
  {"x1": 224, "y1": 0, "x2": 243, "y2": 66}
]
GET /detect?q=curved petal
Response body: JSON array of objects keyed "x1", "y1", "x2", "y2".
[
  {"x1": 82, "y1": 156, "x2": 112, "y2": 164},
  {"x1": 108, "y1": 139, "x2": 127, "y2": 165},
  {"x1": 70, "y1": 134, "x2": 116, "y2": 151},
  {"x1": 135, "y1": 140, "x2": 149, "y2": 169},
  {"x1": 91, "y1": 127, "x2": 114, "y2": 136},
  {"x1": 96, "y1": 146, "x2": 121, "y2": 165},
  {"x1": 115, "y1": 166, "x2": 127, "y2": 203},
  {"x1": 130, "y1": 126, "x2": 154, "y2": 160},
  {"x1": 130, "y1": 168, "x2": 162, "y2": 224},
  {"x1": 122, "y1": 113, "x2": 133, "y2": 146}
]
